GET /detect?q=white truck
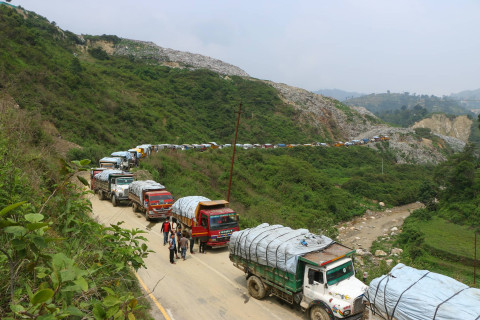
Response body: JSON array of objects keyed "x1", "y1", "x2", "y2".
[
  {"x1": 229, "y1": 223, "x2": 367, "y2": 320},
  {"x1": 110, "y1": 151, "x2": 133, "y2": 170},
  {"x1": 94, "y1": 169, "x2": 134, "y2": 207}
]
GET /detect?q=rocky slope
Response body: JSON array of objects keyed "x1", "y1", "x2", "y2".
[
  {"x1": 113, "y1": 39, "x2": 249, "y2": 77},
  {"x1": 412, "y1": 114, "x2": 472, "y2": 142}
]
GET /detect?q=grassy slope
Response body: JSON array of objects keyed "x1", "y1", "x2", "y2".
[{"x1": 0, "y1": 6, "x2": 324, "y2": 156}]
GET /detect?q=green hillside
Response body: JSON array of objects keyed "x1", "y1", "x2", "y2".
[
  {"x1": 0, "y1": 5, "x2": 327, "y2": 153},
  {"x1": 345, "y1": 92, "x2": 471, "y2": 127},
  {"x1": 139, "y1": 146, "x2": 433, "y2": 236}
]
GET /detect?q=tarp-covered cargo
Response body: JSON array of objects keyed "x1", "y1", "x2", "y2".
[
  {"x1": 94, "y1": 169, "x2": 124, "y2": 182},
  {"x1": 111, "y1": 151, "x2": 132, "y2": 160},
  {"x1": 229, "y1": 223, "x2": 334, "y2": 274},
  {"x1": 99, "y1": 157, "x2": 121, "y2": 166},
  {"x1": 366, "y1": 263, "x2": 480, "y2": 320},
  {"x1": 171, "y1": 196, "x2": 210, "y2": 221},
  {"x1": 129, "y1": 180, "x2": 165, "y2": 201}
]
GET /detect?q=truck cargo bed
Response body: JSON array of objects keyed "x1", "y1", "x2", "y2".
[{"x1": 299, "y1": 242, "x2": 355, "y2": 266}]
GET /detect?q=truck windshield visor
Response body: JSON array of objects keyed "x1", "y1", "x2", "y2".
[
  {"x1": 116, "y1": 178, "x2": 133, "y2": 185},
  {"x1": 326, "y1": 261, "x2": 354, "y2": 285},
  {"x1": 150, "y1": 195, "x2": 173, "y2": 204},
  {"x1": 209, "y1": 213, "x2": 238, "y2": 230}
]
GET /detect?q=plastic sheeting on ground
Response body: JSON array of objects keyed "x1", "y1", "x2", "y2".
[
  {"x1": 111, "y1": 151, "x2": 132, "y2": 160},
  {"x1": 366, "y1": 263, "x2": 480, "y2": 320},
  {"x1": 171, "y1": 196, "x2": 210, "y2": 221},
  {"x1": 129, "y1": 180, "x2": 165, "y2": 202},
  {"x1": 229, "y1": 223, "x2": 334, "y2": 274}
]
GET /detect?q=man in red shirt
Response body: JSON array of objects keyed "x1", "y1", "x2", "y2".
[{"x1": 161, "y1": 220, "x2": 170, "y2": 246}]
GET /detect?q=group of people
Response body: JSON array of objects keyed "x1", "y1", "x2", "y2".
[{"x1": 161, "y1": 219, "x2": 206, "y2": 265}]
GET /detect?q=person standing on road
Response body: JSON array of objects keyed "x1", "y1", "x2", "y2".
[
  {"x1": 179, "y1": 234, "x2": 189, "y2": 260},
  {"x1": 188, "y1": 228, "x2": 195, "y2": 254},
  {"x1": 176, "y1": 226, "x2": 182, "y2": 255},
  {"x1": 168, "y1": 233, "x2": 176, "y2": 264},
  {"x1": 161, "y1": 220, "x2": 171, "y2": 246}
]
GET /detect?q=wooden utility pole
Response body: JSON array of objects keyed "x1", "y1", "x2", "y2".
[{"x1": 227, "y1": 103, "x2": 242, "y2": 202}]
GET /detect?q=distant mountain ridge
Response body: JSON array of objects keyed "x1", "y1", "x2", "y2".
[{"x1": 313, "y1": 89, "x2": 365, "y2": 101}]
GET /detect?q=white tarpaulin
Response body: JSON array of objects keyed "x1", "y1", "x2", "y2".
[
  {"x1": 171, "y1": 196, "x2": 210, "y2": 221},
  {"x1": 94, "y1": 169, "x2": 124, "y2": 182},
  {"x1": 229, "y1": 223, "x2": 334, "y2": 274},
  {"x1": 111, "y1": 151, "x2": 133, "y2": 160},
  {"x1": 99, "y1": 157, "x2": 121, "y2": 167},
  {"x1": 129, "y1": 180, "x2": 165, "y2": 202},
  {"x1": 367, "y1": 263, "x2": 480, "y2": 320}
]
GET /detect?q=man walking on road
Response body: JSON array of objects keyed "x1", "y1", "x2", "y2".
[
  {"x1": 161, "y1": 220, "x2": 171, "y2": 246},
  {"x1": 188, "y1": 228, "x2": 195, "y2": 254},
  {"x1": 179, "y1": 234, "x2": 189, "y2": 260},
  {"x1": 168, "y1": 233, "x2": 176, "y2": 264}
]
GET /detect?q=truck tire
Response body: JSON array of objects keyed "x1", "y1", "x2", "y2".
[
  {"x1": 112, "y1": 195, "x2": 117, "y2": 207},
  {"x1": 309, "y1": 305, "x2": 331, "y2": 320},
  {"x1": 98, "y1": 191, "x2": 104, "y2": 201},
  {"x1": 247, "y1": 276, "x2": 267, "y2": 300},
  {"x1": 132, "y1": 203, "x2": 137, "y2": 213}
]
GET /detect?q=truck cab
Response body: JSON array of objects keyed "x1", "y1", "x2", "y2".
[
  {"x1": 300, "y1": 256, "x2": 367, "y2": 320},
  {"x1": 144, "y1": 190, "x2": 174, "y2": 219},
  {"x1": 192, "y1": 203, "x2": 240, "y2": 247},
  {"x1": 109, "y1": 175, "x2": 134, "y2": 206}
]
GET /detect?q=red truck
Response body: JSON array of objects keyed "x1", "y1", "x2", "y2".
[
  {"x1": 129, "y1": 180, "x2": 174, "y2": 221},
  {"x1": 90, "y1": 167, "x2": 107, "y2": 190},
  {"x1": 170, "y1": 196, "x2": 240, "y2": 248}
]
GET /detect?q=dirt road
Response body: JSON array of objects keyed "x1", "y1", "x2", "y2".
[
  {"x1": 88, "y1": 192, "x2": 303, "y2": 320},
  {"x1": 337, "y1": 202, "x2": 424, "y2": 251}
]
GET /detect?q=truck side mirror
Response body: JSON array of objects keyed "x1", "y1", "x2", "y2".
[{"x1": 324, "y1": 283, "x2": 328, "y2": 289}]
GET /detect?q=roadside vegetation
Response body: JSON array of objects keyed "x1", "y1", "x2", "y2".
[{"x1": 0, "y1": 96, "x2": 153, "y2": 318}]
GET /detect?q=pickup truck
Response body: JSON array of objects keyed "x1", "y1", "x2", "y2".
[
  {"x1": 129, "y1": 180, "x2": 174, "y2": 221},
  {"x1": 170, "y1": 196, "x2": 240, "y2": 248},
  {"x1": 229, "y1": 223, "x2": 367, "y2": 320},
  {"x1": 94, "y1": 169, "x2": 134, "y2": 207}
]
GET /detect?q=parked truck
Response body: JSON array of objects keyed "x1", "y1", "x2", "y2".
[
  {"x1": 365, "y1": 263, "x2": 480, "y2": 320},
  {"x1": 129, "y1": 180, "x2": 174, "y2": 221},
  {"x1": 94, "y1": 169, "x2": 134, "y2": 207},
  {"x1": 170, "y1": 196, "x2": 240, "y2": 248},
  {"x1": 90, "y1": 167, "x2": 107, "y2": 190},
  {"x1": 110, "y1": 151, "x2": 133, "y2": 170},
  {"x1": 229, "y1": 223, "x2": 367, "y2": 320},
  {"x1": 99, "y1": 157, "x2": 121, "y2": 169}
]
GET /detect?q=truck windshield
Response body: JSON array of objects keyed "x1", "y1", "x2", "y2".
[
  {"x1": 326, "y1": 261, "x2": 354, "y2": 285},
  {"x1": 209, "y1": 213, "x2": 238, "y2": 230},
  {"x1": 116, "y1": 178, "x2": 133, "y2": 185},
  {"x1": 150, "y1": 195, "x2": 173, "y2": 204}
]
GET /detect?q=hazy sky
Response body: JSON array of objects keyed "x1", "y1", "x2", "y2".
[{"x1": 10, "y1": 0, "x2": 480, "y2": 96}]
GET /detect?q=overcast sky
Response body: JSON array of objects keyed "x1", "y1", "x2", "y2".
[{"x1": 10, "y1": 0, "x2": 480, "y2": 96}]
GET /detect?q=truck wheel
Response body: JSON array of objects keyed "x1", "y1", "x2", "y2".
[
  {"x1": 112, "y1": 195, "x2": 117, "y2": 207},
  {"x1": 247, "y1": 276, "x2": 266, "y2": 300},
  {"x1": 98, "y1": 191, "x2": 104, "y2": 200},
  {"x1": 309, "y1": 305, "x2": 331, "y2": 320},
  {"x1": 132, "y1": 203, "x2": 137, "y2": 213}
]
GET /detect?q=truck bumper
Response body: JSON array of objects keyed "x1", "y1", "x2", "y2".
[
  {"x1": 335, "y1": 312, "x2": 364, "y2": 320},
  {"x1": 206, "y1": 241, "x2": 230, "y2": 248},
  {"x1": 147, "y1": 211, "x2": 172, "y2": 220}
]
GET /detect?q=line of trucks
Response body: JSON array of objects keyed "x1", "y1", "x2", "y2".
[{"x1": 90, "y1": 145, "x2": 480, "y2": 320}]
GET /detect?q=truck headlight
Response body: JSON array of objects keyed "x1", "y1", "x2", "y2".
[{"x1": 343, "y1": 310, "x2": 351, "y2": 316}]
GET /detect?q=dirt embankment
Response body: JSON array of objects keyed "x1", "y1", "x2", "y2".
[{"x1": 337, "y1": 202, "x2": 424, "y2": 250}]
